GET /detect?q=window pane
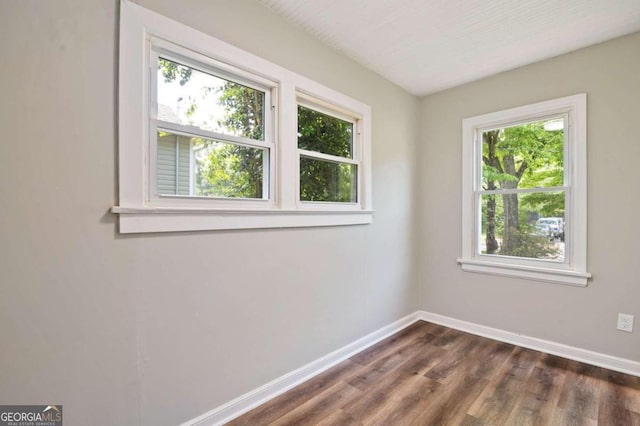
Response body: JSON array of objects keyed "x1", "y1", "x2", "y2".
[
  {"x1": 157, "y1": 131, "x2": 266, "y2": 199},
  {"x1": 298, "y1": 105, "x2": 353, "y2": 158},
  {"x1": 480, "y1": 192, "x2": 565, "y2": 261},
  {"x1": 481, "y1": 118, "x2": 564, "y2": 190},
  {"x1": 300, "y1": 157, "x2": 357, "y2": 202},
  {"x1": 157, "y1": 58, "x2": 265, "y2": 140}
]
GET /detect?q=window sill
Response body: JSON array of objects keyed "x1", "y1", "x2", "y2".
[
  {"x1": 111, "y1": 206, "x2": 374, "y2": 233},
  {"x1": 456, "y1": 258, "x2": 591, "y2": 287}
]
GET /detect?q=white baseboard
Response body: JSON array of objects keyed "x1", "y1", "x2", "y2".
[
  {"x1": 419, "y1": 310, "x2": 640, "y2": 377},
  {"x1": 183, "y1": 311, "x2": 422, "y2": 426},
  {"x1": 183, "y1": 309, "x2": 639, "y2": 426}
]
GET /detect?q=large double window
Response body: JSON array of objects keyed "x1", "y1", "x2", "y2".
[
  {"x1": 114, "y1": 1, "x2": 372, "y2": 233},
  {"x1": 459, "y1": 95, "x2": 590, "y2": 286}
]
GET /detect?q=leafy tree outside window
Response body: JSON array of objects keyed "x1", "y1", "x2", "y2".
[
  {"x1": 156, "y1": 58, "x2": 360, "y2": 204},
  {"x1": 156, "y1": 57, "x2": 266, "y2": 199},
  {"x1": 297, "y1": 105, "x2": 357, "y2": 203},
  {"x1": 458, "y1": 94, "x2": 589, "y2": 285},
  {"x1": 480, "y1": 119, "x2": 565, "y2": 261},
  {"x1": 116, "y1": 5, "x2": 374, "y2": 233}
]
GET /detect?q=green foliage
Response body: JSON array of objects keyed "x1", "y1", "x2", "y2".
[
  {"x1": 482, "y1": 122, "x2": 563, "y2": 189},
  {"x1": 217, "y1": 82, "x2": 264, "y2": 140},
  {"x1": 481, "y1": 195, "x2": 558, "y2": 258},
  {"x1": 159, "y1": 59, "x2": 356, "y2": 202},
  {"x1": 483, "y1": 164, "x2": 518, "y2": 185},
  {"x1": 298, "y1": 106, "x2": 352, "y2": 157},
  {"x1": 521, "y1": 192, "x2": 564, "y2": 218},
  {"x1": 482, "y1": 122, "x2": 564, "y2": 258},
  {"x1": 158, "y1": 63, "x2": 264, "y2": 198},
  {"x1": 497, "y1": 225, "x2": 559, "y2": 259},
  {"x1": 193, "y1": 82, "x2": 265, "y2": 198},
  {"x1": 299, "y1": 159, "x2": 355, "y2": 202},
  {"x1": 158, "y1": 58, "x2": 192, "y2": 86},
  {"x1": 298, "y1": 106, "x2": 355, "y2": 202},
  {"x1": 195, "y1": 140, "x2": 263, "y2": 199}
]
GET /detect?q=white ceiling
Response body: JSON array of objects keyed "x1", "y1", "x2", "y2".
[{"x1": 258, "y1": 0, "x2": 640, "y2": 95}]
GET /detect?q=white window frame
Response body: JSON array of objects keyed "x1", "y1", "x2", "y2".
[
  {"x1": 458, "y1": 94, "x2": 591, "y2": 286},
  {"x1": 149, "y1": 39, "x2": 276, "y2": 207},
  {"x1": 296, "y1": 93, "x2": 362, "y2": 210},
  {"x1": 113, "y1": 1, "x2": 373, "y2": 233}
]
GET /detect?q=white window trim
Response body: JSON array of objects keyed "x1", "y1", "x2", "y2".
[
  {"x1": 457, "y1": 94, "x2": 591, "y2": 287},
  {"x1": 113, "y1": 0, "x2": 373, "y2": 233},
  {"x1": 296, "y1": 94, "x2": 362, "y2": 208}
]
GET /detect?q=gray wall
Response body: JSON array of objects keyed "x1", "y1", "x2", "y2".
[
  {"x1": 0, "y1": 1, "x2": 419, "y2": 425},
  {"x1": 418, "y1": 32, "x2": 640, "y2": 362},
  {"x1": 2, "y1": 0, "x2": 638, "y2": 424}
]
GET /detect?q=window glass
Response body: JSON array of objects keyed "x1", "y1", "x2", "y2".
[
  {"x1": 478, "y1": 117, "x2": 566, "y2": 262},
  {"x1": 481, "y1": 118, "x2": 564, "y2": 190},
  {"x1": 299, "y1": 157, "x2": 357, "y2": 203},
  {"x1": 298, "y1": 105, "x2": 353, "y2": 158},
  {"x1": 156, "y1": 57, "x2": 265, "y2": 141},
  {"x1": 480, "y1": 193, "x2": 565, "y2": 261},
  {"x1": 116, "y1": 3, "x2": 374, "y2": 233},
  {"x1": 157, "y1": 131, "x2": 265, "y2": 199}
]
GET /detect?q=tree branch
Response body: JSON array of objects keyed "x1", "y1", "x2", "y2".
[{"x1": 516, "y1": 160, "x2": 528, "y2": 179}]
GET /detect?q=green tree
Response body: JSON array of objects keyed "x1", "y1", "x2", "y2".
[
  {"x1": 206, "y1": 81, "x2": 265, "y2": 199},
  {"x1": 159, "y1": 58, "x2": 192, "y2": 86},
  {"x1": 482, "y1": 122, "x2": 563, "y2": 257},
  {"x1": 297, "y1": 106, "x2": 354, "y2": 202},
  {"x1": 195, "y1": 140, "x2": 263, "y2": 198},
  {"x1": 218, "y1": 82, "x2": 263, "y2": 140},
  {"x1": 157, "y1": 59, "x2": 356, "y2": 202},
  {"x1": 157, "y1": 58, "x2": 265, "y2": 199}
]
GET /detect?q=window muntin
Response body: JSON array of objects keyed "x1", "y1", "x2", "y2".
[
  {"x1": 476, "y1": 116, "x2": 567, "y2": 263},
  {"x1": 297, "y1": 99, "x2": 360, "y2": 205},
  {"x1": 150, "y1": 41, "x2": 274, "y2": 202}
]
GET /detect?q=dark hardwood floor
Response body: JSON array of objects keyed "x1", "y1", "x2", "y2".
[{"x1": 229, "y1": 321, "x2": 640, "y2": 426}]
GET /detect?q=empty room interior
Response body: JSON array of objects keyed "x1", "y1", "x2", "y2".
[{"x1": 2, "y1": 0, "x2": 640, "y2": 425}]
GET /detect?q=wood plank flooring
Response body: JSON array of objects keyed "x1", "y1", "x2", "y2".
[{"x1": 229, "y1": 321, "x2": 640, "y2": 426}]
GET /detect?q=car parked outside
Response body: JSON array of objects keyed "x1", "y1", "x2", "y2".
[
  {"x1": 536, "y1": 217, "x2": 564, "y2": 241},
  {"x1": 535, "y1": 223, "x2": 553, "y2": 240}
]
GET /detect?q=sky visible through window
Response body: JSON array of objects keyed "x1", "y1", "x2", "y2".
[{"x1": 156, "y1": 58, "x2": 232, "y2": 135}]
